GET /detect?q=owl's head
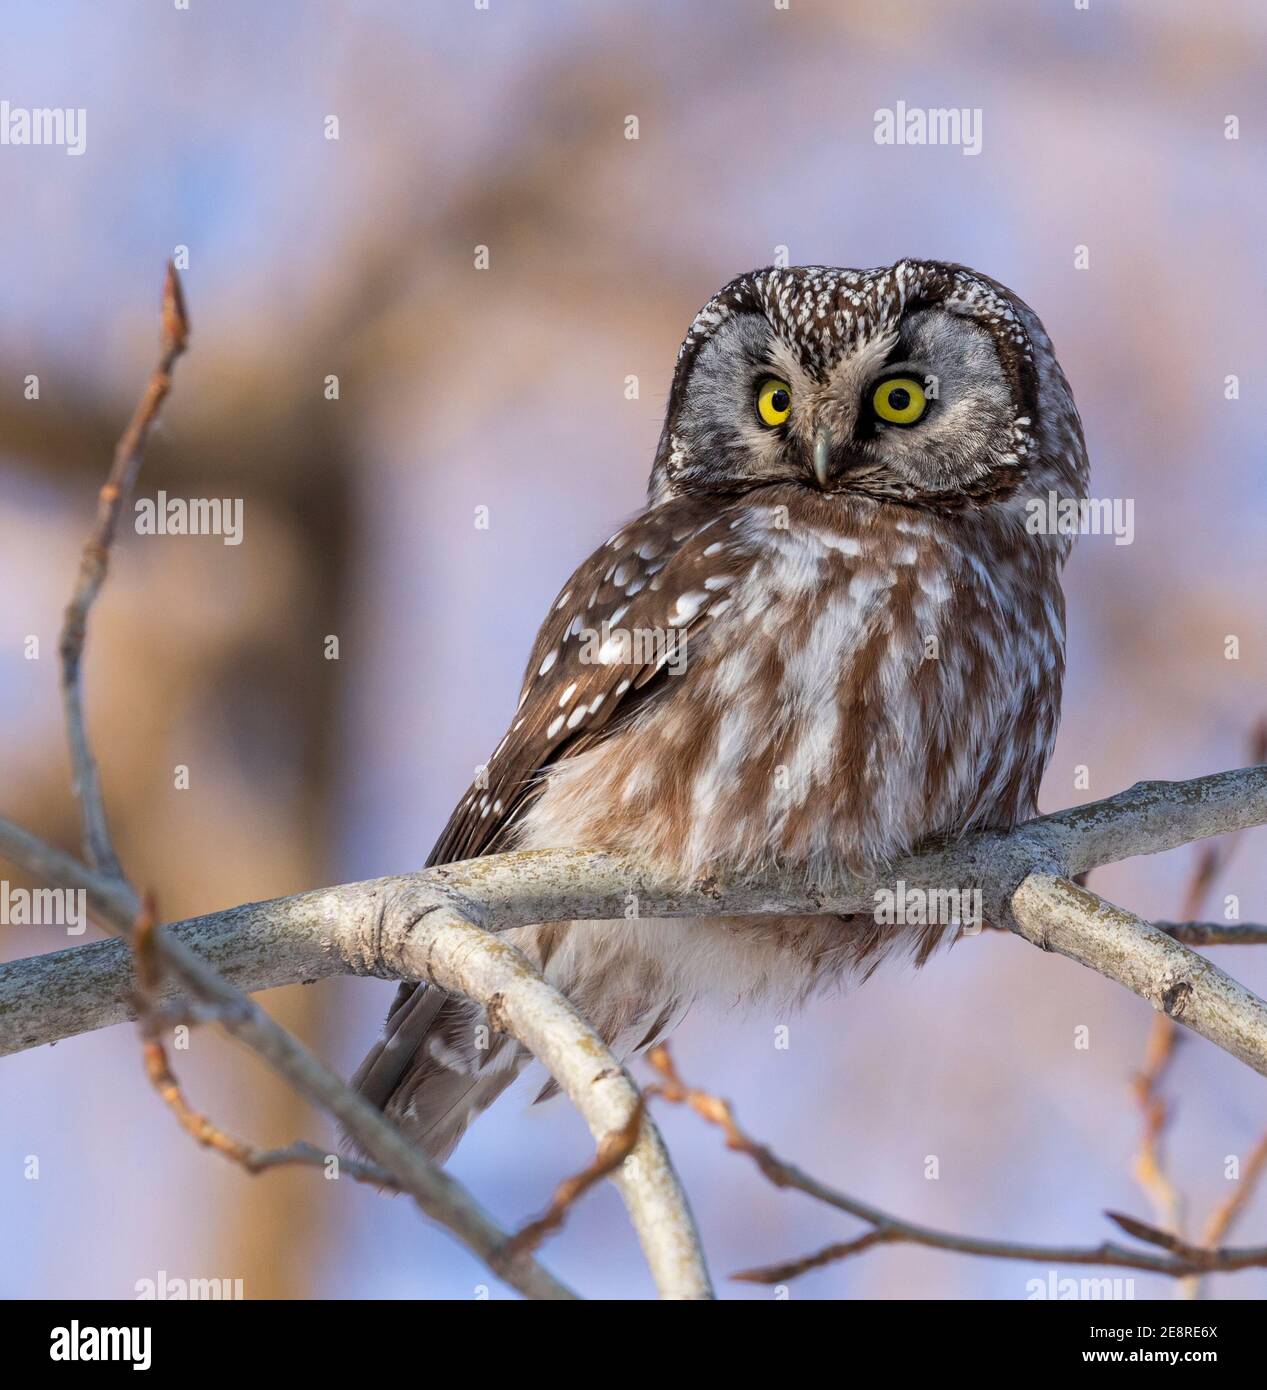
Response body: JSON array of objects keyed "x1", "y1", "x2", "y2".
[{"x1": 649, "y1": 261, "x2": 1088, "y2": 522}]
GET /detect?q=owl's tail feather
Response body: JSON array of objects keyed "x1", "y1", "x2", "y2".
[{"x1": 351, "y1": 981, "x2": 526, "y2": 1164}]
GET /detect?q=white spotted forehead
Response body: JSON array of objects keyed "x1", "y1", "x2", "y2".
[{"x1": 678, "y1": 262, "x2": 1033, "y2": 376}]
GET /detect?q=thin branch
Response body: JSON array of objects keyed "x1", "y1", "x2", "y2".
[
  {"x1": 1128, "y1": 720, "x2": 1267, "y2": 1294},
  {"x1": 0, "y1": 825, "x2": 710, "y2": 1297},
  {"x1": 1155, "y1": 922, "x2": 1267, "y2": 945},
  {"x1": 1201, "y1": 1130, "x2": 1267, "y2": 1249},
  {"x1": 130, "y1": 897, "x2": 404, "y2": 1194},
  {"x1": 1127, "y1": 848, "x2": 1217, "y2": 1279},
  {"x1": 1131, "y1": 1013, "x2": 1186, "y2": 1249},
  {"x1": 506, "y1": 1100, "x2": 646, "y2": 1260},
  {"x1": 645, "y1": 1048, "x2": 1267, "y2": 1285},
  {"x1": 376, "y1": 903, "x2": 713, "y2": 1299},
  {"x1": 58, "y1": 263, "x2": 189, "y2": 882}
]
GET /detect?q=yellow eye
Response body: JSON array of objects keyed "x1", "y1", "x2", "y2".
[
  {"x1": 872, "y1": 376, "x2": 928, "y2": 425},
  {"x1": 756, "y1": 377, "x2": 793, "y2": 428}
]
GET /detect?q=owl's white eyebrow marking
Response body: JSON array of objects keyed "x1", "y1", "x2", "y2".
[
  {"x1": 546, "y1": 714, "x2": 565, "y2": 738},
  {"x1": 558, "y1": 682, "x2": 577, "y2": 707},
  {"x1": 538, "y1": 650, "x2": 558, "y2": 676}
]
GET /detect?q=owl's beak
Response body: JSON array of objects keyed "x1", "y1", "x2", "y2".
[{"x1": 811, "y1": 426, "x2": 834, "y2": 490}]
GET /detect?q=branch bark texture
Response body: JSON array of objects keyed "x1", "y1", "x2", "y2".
[{"x1": 6, "y1": 765, "x2": 1266, "y2": 1071}]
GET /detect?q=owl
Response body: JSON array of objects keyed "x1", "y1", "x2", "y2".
[{"x1": 353, "y1": 260, "x2": 1089, "y2": 1160}]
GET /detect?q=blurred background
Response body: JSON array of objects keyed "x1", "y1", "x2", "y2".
[{"x1": 1, "y1": 0, "x2": 1265, "y2": 1301}]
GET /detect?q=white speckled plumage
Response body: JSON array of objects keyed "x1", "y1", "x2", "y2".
[{"x1": 353, "y1": 261, "x2": 1089, "y2": 1161}]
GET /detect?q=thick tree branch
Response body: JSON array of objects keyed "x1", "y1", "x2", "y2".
[
  {"x1": 5, "y1": 764, "x2": 1265, "y2": 1067},
  {"x1": 1008, "y1": 875, "x2": 1267, "y2": 1078}
]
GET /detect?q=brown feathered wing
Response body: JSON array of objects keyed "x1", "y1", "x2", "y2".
[{"x1": 351, "y1": 495, "x2": 735, "y2": 1157}]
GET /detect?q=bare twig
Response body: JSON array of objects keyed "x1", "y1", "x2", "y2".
[
  {"x1": 1201, "y1": 1130, "x2": 1267, "y2": 1249},
  {"x1": 1128, "y1": 719, "x2": 1267, "y2": 1287},
  {"x1": 58, "y1": 264, "x2": 189, "y2": 882},
  {"x1": 1132, "y1": 1004, "x2": 1187, "y2": 1250},
  {"x1": 646, "y1": 1048, "x2": 1267, "y2": 1285},
  {"x1": 130, "y1": 897, "x2": 404, "y2": 1194},
  {"x1": 506, "y1": 1100, "x2": 646, "y2": 1260},
  {"x1": 1155, "y1": 922, "x2": 1267, "y2": 945},
  {"x1": 0, "y1": 798, "x2": 697, "y2": 1292}
]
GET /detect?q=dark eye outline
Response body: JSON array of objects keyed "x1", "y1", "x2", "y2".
[
  {"x1": 754, "y1": 376, "x2": 793, "y2": 429},
  {"x1": 869, "y1": 371, "x2": 931, "y2": 428}
]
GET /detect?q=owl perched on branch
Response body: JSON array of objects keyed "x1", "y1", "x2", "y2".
[{"x1": 354, "y1": 260, "x2": 1089, "y2": 1160}]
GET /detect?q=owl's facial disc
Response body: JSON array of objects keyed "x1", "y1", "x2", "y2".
[
  {"x1": 651, "y1": 261, "x2": 1080, "y2": 513},
  {"x1": 663, "y1": 305, "x2": 1022, "y2": 507}
]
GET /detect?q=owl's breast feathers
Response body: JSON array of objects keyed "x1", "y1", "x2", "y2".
[{"x1": 431, "y1": 485, "x2": 1065, "y2": 884}]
